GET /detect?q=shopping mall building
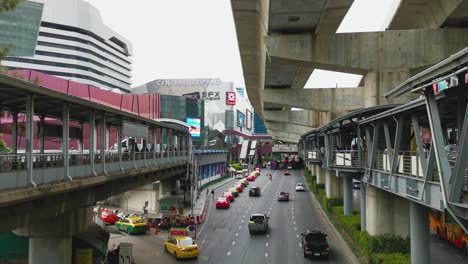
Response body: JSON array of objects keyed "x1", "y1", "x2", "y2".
[{"x1": 0, "y1": 0, "x2": 133, "y2": 92}]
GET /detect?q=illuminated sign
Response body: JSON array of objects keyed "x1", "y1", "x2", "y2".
[
  {"x1": 186, "y1": 118, "x2": 201, "y2": 138},
  {"x1": 226, "y1": 91, "x2": 236, "y2": 105}
]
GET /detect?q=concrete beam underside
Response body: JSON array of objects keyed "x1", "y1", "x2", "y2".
[
  {"x1": 0, "y1": 163, "x2": 187, "y2": 232},
  {"x1": 390, "y1": 0, "x2": 465, "y2": 30},
  {"x1": 266, "y1": 29, "x2": 468, "y2": 73}
]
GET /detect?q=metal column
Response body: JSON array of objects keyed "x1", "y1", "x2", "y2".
[
  {"x1": 117, "y1": 125, "x2": 123, "y2": 171},
  {"x1": 410, "y1": 201, "x2": 430, "y2": 264},
  {"x1": 39, "y1": 116, "x2": 45, "y2": 154},
  {"x1": 152, "y1": 128, "x2": 157, "y2": 162},
  {"x1": 343, "y1": 175, "x2": 353, "y2": 215},
  {"x1": 360, "y1": 183, "x2": 366, "y2": 231},
  {"x1": 12, "y1": 112, "x2": 17, "y2": 155},
  {"x1": 26, "y1": 96, "x2": 36, "y2": 187},
  {"x1": 100, "y1": 112, "x2": 107, "y2": 175},
  {"x1": 89, "y1": 111, "x2": 96, "y2": 176},
  {"x1": 63, "y1": 104, "x2": 71, "y2": 181}
]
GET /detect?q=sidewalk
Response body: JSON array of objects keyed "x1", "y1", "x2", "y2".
[{"x1": 189, "y1": 176, "x2": 238, "y2": 224}]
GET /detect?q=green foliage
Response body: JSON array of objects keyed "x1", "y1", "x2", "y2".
[
  {"x1": 316, "y1": 183, "x2": 325, "y2": 190},
  {"x1": 0, "y1": 0, "x2": 22, "y2": 12},
  {"x1": 0, "y1": 139, "x2": 11, "y2": 154},
  {"x1": 371, "y1": 253, "x2": 410, "y2": 264}
]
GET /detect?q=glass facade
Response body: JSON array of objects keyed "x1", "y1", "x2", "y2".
[
  {"x1": 225, "y1": 110, "x2": 234, "y2": 130},
  {"x1": 199, "y1": 162, "x2": 226, "y2": 180},
  {"x1": 0, "y1": 1, "x2": 43, "y2": 56},
  {"x1": 160, "y1": 94, "x2": 204, "y2": 145},
  {"x1": 254, "y1": 111, "x2": 267, "y2": 134}
]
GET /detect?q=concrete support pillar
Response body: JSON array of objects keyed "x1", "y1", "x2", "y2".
[
  {"x1": 360, "y1": 183, "x2": 367, "y2": 231},
  {"x1": 325, "y1": 170, "x2": 343, "y2": 199},
  {"x1": 366, "y1": 186, "x2": 409, "y2": 236},
  {"x1": 343, "y1": 175, "x2": 353, "y2": 215},
  {"x1": 16, "y1": 207, "x2": 92, "y2": 264},
  {"x1": 363, "y1": 70, "x2": 413, "y2": 108},
  {"x1": 316, "y1": 166, "x2": 325, "y2": 184},
  {"x1": 410, "y1": 201, "x2": 430, "y2": 264}
]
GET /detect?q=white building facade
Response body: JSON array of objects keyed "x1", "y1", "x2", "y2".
[{"x1": 1, "y1": 0, "x2": 133, "y2": 92}]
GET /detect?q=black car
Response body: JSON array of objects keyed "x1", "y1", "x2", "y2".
[
  {"x1": 249, "y1": 186, "x2": 261, "y2": 197},
  {"x1": 277, "y1": 191, "x2": 289, "y2": 201},
  {"x1": 301, "y1": 229, "x2": 330, "y2": 258}
]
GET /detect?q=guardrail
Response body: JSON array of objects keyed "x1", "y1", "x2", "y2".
[{"x1": 0, "y1": 150, "x2": 189, "y2": 190}]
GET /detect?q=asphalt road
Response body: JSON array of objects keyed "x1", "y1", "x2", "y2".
[
  {"x1": 107, "y1": 168, "x2": 468, "y2": 264},
  {"x1": 194, "y1": 168, "x2": 354, "y2": 264}
]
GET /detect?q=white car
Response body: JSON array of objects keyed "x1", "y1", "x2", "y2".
[{"x1": 295, "y1": 183, "x2": 305, "y2": 191}]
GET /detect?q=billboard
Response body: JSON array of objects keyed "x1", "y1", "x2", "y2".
[
  {"x1": 237, "y1": 110, "x2": 245, "y2": 128},
  {"x1": 186, "y1": 117, "x2": 201, "y2": 137},
  {"x1": 226, "y1": 91, "x2": 236, "y2": 105},
  {"x1": 246, "y1": 109, "x2": 252, "y2": 130}
]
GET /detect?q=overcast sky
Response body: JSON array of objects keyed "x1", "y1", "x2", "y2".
[{"x1": 87, "y1": 0, "x2": 399, "y2": 90}]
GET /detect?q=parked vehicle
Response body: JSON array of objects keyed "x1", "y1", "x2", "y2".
[
  {"x1": 283, "y1": 170, "x2": 290, "y2": 176},
  {"x1": 270, "y1": 160, "x2": 279, "y2": 170},
  {"x1": 248, "y1": 214, "x2": 269, "y2": 234},
  {"x1": 116, "y1": 216, "x2": 147, "y2": 235},
  {"x1": 222, "y1": 191, "x2": 235, "y2": 202},
  {"x1": 100, "y1": 209, "x2": 118, "y2": 224},
  {"x1": 216, "y1": 197, "x2": 230, "y2": 209}
]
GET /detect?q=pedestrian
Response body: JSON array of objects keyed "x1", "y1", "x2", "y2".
[
  {"x1": 206, "y1": 188, "x2": 209, "y2": 197},
  {"x1": 211, "y1": 189, "x2": 214, "y2": 199}
]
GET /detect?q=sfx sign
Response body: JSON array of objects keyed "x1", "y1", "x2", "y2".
[
  {"x1": 226, "y1": 91, "x2": 236, "y2": 105},
  {"x1": 201, "y1": 92, "x2": 220, "y2": 100}
]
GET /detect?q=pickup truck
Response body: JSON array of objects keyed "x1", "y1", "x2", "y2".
[
  {"x1": 248, "y1": 214, "x2": 269, "y2": 234},
  {"x1": 301, "y1": 229, "x2": 330, "y2": 258}
]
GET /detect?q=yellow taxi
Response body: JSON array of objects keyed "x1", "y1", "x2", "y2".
[
  {"x1": 164, "y1": 236, "x2": 199, "y2": 260},
  {"x1": 116, "y1": 216, "x2": 147, "y2": 235}
]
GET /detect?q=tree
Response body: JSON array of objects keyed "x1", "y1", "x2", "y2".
[{"x1": 0, "y1": 0, "x2": 22, "y2": 12}]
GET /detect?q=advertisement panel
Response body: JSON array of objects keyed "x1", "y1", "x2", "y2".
[
  {"x1": 246, "y1": 109, "x2": 252, "y2": 130},
  {"x1": 226, "y1": 91, "x2": 236, "y2": 105},
  {"x1": 186, "y1": 118, "x2": 201, "y2": 137},
  {"x1": 237, "y1": 110, "x2": 245, "y2": 128}
]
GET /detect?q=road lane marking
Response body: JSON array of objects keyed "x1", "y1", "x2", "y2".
[
  {"x1": 299, "y1": 243, "x2": 302, "y2": 247},
  {"x1": 266, "y1": 234, "x2": 269, "y2": 238},
  {"x1": 268, "y1": 211, "x2": 271, "y2": 214},
  {"x1": 292, "y1": 216, "x2": 295, "y2": 219},
  {"x1": 241, "y1": 220, "x2": 244, "y2": 223},
  {"x1": 227, "y1": 251, "x2": 231, "y2": 256},
  {"x1": 266, "y1": 242, "x2": 269, "y2": 247},
  {"x1": 239, "y1": 226, "x2": 242, "y2": 230},
  {"x1": 296, "y1": 234, "x2": 299, "y2": 238},
  {"x1": 235, "y1": 232, "x2": 238, "y2": 237},
  {"x1": 202, "y1": 239, "x2": 205, "y2": 245},
  {"x1": 293, "y1": 221, "x2": 296, "y2": 225},
  {"x1": 294, "y1": 227, "x2": 297, "y2": 231},
  {"x1": 265, "y1": 253, "x2": 268, "y2": 257},
  {"x1": 232, "y1": 241, "x2": 236, "y2": 245}
]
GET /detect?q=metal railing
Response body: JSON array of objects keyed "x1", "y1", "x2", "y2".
[
  {"x1": 332, "y1": 150, "x2": 367, "y2": 168},
  {"x1": 375, "y1": 151, "x2": 440, "y2": 181},
  {"x1": 307, "y1": 150, "x2": 323, "y2": 161}
]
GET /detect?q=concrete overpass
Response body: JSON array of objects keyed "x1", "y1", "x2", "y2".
[
  {"x1": 231, "y1": 0, "x2": 468, "y2": 142},
  {"x1": 0, "y1": 71, "x2": 190, "y2": 262}
]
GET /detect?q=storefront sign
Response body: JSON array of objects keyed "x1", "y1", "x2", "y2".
[
  {"x1": 201, "y1": 91, "x2": 220, "y2": 100},
  {"x1": 226, "y1": 91, "x2": 236, "y2": 105}
]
